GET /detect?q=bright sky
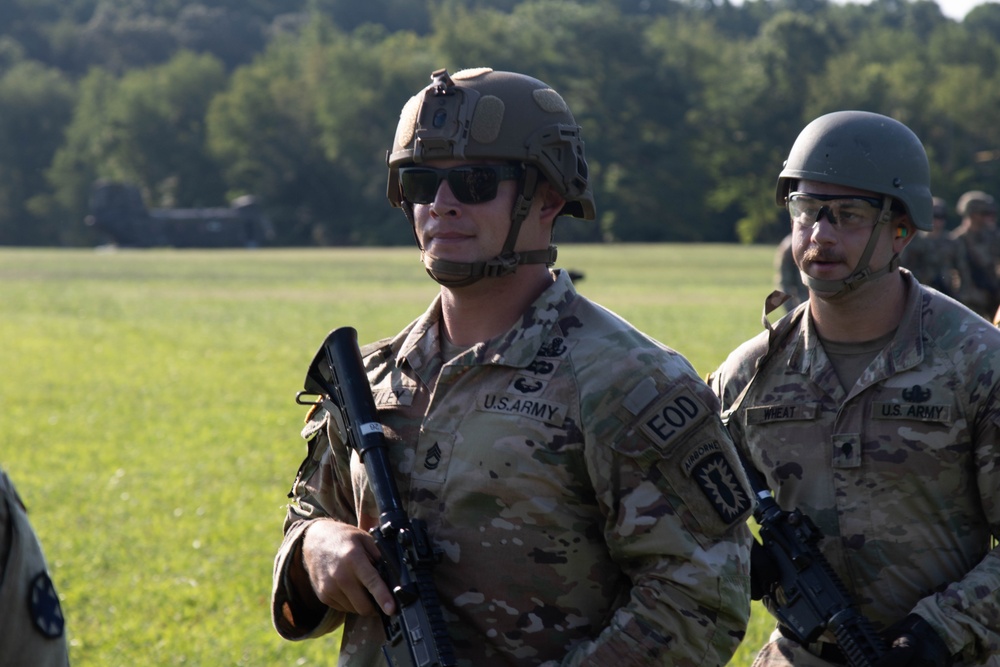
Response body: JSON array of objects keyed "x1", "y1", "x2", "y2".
[{"x1": 838, "y1": 0, "x2": 991, "y2": 20}]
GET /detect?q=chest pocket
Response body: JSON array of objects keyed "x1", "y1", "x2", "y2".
[{"x1": 742, "y1": 402, "x2": 850, "y2": 468}]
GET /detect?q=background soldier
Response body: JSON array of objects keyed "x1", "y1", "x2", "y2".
[
  {"x1": 950, "y1": 190, "x2": 1000, "y2": 319},
  {"x1": 900, "y1": 196, "x2": 970, "y2": 299},
  {"x1": 1, "y1": 468, "x2": 69, "y2": 667},
  {"x1": 711, "y1": 111, "x2": 1000, "y2": 666},
  {"x1": 270, "y1": 67, "x2": 753, "y2": 666}
]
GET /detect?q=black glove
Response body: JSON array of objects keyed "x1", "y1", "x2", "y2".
[
  {"x1": 874, "y1": 614, "x2": 953, "y2": 667},
  {"x1": 749, "y1": 539, "x2": 779, "y2": 601}
]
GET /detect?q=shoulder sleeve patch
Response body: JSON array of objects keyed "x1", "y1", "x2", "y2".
[
  {"x1": 680, "y1": 438, "x2": 753, "y2": 524},
  {"x1": 29, "y1": 571, "x2": 65, "y2": 639},
  {"x1": 637, "y1": 388, "x2": 711, "y2": 452}
]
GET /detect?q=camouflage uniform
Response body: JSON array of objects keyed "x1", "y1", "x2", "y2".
[
  {"x1": 710, "y1": 271, "x2": 1000, "y2": 666},
  {"x1": 900, "y1": 231, "x2": 970, "y2": 300},
  {"x1": 273, "y1": 270, "x2": 753, "y2": 666},
  {"x1": 0, "y1": 468, "x2": 69, "y2": 667},
  {"x1": 949, "y1": 226, "x2": 1000, "y2": 319}
]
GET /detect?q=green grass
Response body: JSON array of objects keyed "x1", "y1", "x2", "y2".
[{"x1": 0, "y1": 244, "x2": 776, "y2": 666}]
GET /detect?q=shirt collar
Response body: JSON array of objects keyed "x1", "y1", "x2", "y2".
[
  {"x1": 395, "y1": 269, "x2": 577, "y2": 376},
  {"x1": 788, "y1": 269, "x2": 924, "y2": 376}
]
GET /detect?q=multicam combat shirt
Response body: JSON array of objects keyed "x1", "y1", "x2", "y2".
[
  {"x1": 272, "y1": 270, "x2": 753, "y2": 666},
  {"x1": 711, "y1": 271, "x2": 1000, "y2": 666}
]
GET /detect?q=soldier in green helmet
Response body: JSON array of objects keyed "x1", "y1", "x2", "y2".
[
  {"x1": 950, "y1": 190, "x2": 1000, "y2": 319},
  {"x1": 900, "y1": 196, "x2": 971, "y2": 301},
  {"x1": 710, "y1": 111, "x2": 1000, "y2": 666},
  {"x1": 271, "y1": 68, "x2": 753, "y2": 665}
]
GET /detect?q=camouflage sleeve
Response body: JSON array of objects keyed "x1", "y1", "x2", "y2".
[
  {"x1": 271, "y1": 403, "x2": 355, "y2": 641},
  {"x1": 562, "y1": 370, "x2": 753, "y2": 667},
  {"x1": 707, "y1": 335, "x2": 766, "y2": 460},
  {"x1": 911, "y1": 382, "x2": 1000, "y2": 663}
]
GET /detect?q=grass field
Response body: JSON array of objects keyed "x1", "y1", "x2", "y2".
[{"x1": 0, "y1": 244, "x2": 778, "y2": 666}]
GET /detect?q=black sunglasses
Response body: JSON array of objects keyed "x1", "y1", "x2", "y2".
[{"x1": 398, "y1": 164, "x2": 522, "y2": 205}]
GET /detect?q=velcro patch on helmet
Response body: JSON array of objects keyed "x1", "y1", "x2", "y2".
[
  {"x1": 396, "y1": 94, "x2": 421, "y2": 148},
  {"x1": 452, "y1": 67, "x2": 492, "y2": 80},
  {"x1": 470, "y1": 95, "x2": 504, "y2": 144},
  {"x1": 533, "y1": 88, "x2": 568, "y2": 114}
]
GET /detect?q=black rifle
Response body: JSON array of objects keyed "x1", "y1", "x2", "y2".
[
  {"x1": 742, "y1": 458, "x2": 886, "y2": 667},
  {"x1": 303, "y1": 327, "x2": 456, "y2": 667}
]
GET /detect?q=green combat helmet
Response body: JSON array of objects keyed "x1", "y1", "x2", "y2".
[
  {"x1": 387, "y1": 68, "x2": 595, "y2": 287},
  {"x1": 775, "y1": 110, "x2": 932, "y2": 297}
]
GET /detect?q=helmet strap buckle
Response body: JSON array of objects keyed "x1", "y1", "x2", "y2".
[{"x1": 483, "y1": 253, "x2": 521, "y2": 278}]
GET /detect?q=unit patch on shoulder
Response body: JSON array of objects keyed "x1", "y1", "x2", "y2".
[
  {"x1": 683, "y1": 440, "x2": 752, "y2": 524},
  {"x1": 638, "y1": 388, "x2": 710, "y2": 452},
  {"x1": 28, "y1": 571, "x2": 64, "y2": 639}
]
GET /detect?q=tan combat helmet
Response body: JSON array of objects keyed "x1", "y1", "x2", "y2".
[
  {"x1": 387, "y1": 68, "x2": 595, "y2": 286},
  {"x1": 956, "y1": 190, "x2": 996, "y2": 217}
]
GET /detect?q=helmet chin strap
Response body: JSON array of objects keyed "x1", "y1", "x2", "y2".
[
  {"x1": 801, "y1": 199, "x2": 899, "y2": 300},
  {"x1": 404, "y1": 165, "x2": 558, "y2": 288}
]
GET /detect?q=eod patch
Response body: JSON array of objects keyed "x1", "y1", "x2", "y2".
[
  {"x1": 630, "y1": 387, "x2": 751, "y2": 526},
  {"x1": 638, "y1": 388, "x2": 710, "y2": 451}
]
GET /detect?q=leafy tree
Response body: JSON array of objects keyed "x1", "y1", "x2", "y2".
[
  {"x1": 308, "y1": 0, "x2": 432, "y2": 33},
  {"x1": 207, "y1": 21, "x2": 348, "y2": 245},
  {"x1": 965, "y1": 2, "x2": 1000, "y2": 39},
  {"x1": 690, "y1": 11, "x2": 837, "y2": 243},
  {"x1": 10, "y1": 0, "x2": 1000, "y2": 247},
  {"x1": 0, "y1": 61, "x2": 75, "y2": 244},
  {"x1": 174, "y1": 5, "x2": 267, "y2": 70},
  {"x1": 310, "y1": 26, "x2": 439, "y2": 245},
  {"x1": 46, "y1": 51, "x2": 227, "y2": 241},
  {"x1": 45, "y1": 67, "x2": 117, "y2": 240}
]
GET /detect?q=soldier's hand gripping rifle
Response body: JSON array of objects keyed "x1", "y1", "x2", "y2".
[
  {"x1": 741, "y1": 457, "x2": 887, "y2": 667},
  {"x1": 303, "y1": 327, "x2": 456, "y2": 667}
]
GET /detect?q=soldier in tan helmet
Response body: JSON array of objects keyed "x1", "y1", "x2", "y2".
[
  {"x1": 271, "y1": 67, "x2": 753, "y2": 666},
  {"x1": 1, "y1": 467, "x2": 69, "y2": 666}
]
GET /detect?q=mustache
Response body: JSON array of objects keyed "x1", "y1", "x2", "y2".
[{"x1": 802, "y1": 247, "x2": 846, "y2": 264}]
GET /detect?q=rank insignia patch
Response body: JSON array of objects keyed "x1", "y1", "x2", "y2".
[{"x1": 28, "y1": 571, "x2": 64, "y2": 639}]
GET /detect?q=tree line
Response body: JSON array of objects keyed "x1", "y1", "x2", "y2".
[{"x1": 3, "y1": 0, "x2": 1000, "y2": 247}]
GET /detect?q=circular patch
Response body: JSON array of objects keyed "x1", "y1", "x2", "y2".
[{"x1": 28, "y1": 571, "x2": 65, "y2": 639}]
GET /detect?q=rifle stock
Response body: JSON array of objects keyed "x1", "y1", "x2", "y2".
[{"x1": 305, "y1": 327, "x2": 456, "y2": 667}]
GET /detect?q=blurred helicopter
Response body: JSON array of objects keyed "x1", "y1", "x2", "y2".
[{"x1": 85, "y1": 180, "x2": 275, "y2": 248}]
